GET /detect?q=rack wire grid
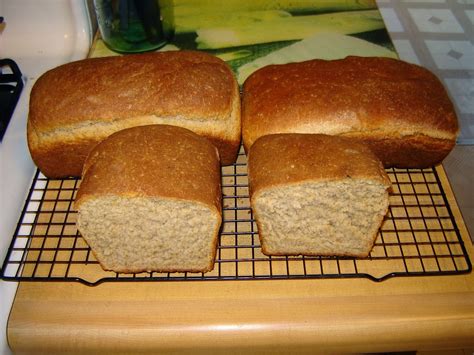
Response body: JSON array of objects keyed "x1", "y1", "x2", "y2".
[{"x1": 1, "y1": 147, "x2": 472, "y2": 286}]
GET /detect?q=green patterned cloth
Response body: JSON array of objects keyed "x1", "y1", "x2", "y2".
[{"x1": 92, "y1": 1, "x2": 396, "y2": 85}]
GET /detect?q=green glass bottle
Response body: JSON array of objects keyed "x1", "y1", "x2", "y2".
[{"x1": 94, "y1": 0, "x2": 168, "y2": 53}]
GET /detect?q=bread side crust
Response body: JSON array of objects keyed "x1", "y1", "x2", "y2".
[{"x1": 29, "y1": 112, "x2": 240, "y2": 177}]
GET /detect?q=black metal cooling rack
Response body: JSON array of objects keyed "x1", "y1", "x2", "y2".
[{"x1": 1, "y1": 149, "x2": 472, "y2": 286}]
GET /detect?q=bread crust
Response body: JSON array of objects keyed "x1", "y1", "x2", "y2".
[
  {"x1": 242, "y1": 56, "x2": 458, "y2": 168},
  {"x1": 28, "y1": 50, "x2": 240, "y2": 177},
  {"x1": 75, "y1": 125, "x2": 222, "y2": 213}
]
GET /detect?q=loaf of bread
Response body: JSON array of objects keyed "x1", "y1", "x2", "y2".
[
  {"x1": 248, "y1": 133, "x2": 391, "y2": 258},
  {"x1": 75, "y1": 125, "x2": 222, "y2": 273},
  {"x1": 28, "y1": 50, "x2": 240, "y2": 178},
  {"x1": 242, "y1": 56, "x2": 458, "y2": 168}
]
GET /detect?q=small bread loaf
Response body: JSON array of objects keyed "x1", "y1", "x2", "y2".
[
  {"x1": 75, "y1": 125, "x2": 222, "y2": 273},
  {"x1": 248, "y1": 133, "x2": 391, "y2": 258},
  {"x1": 242, "y1": 56, "x2": 458, "y2": 168},
  {"x1": 28, "y1": 50, "x2": 240, "y2": 178}
]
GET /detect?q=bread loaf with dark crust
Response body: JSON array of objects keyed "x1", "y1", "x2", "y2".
[
  {"x1": 75, "y1": 124, "x2": 222, "y2": 273},
  {"x1": 28, "y1": 50, "x2": 241, "y2": 178},
  {"x1": 242, "y1": 56, "x2": 458, "y2": 168},
  {"x1": 248, "y1": 133, "x2": 391, "y2": 258}
]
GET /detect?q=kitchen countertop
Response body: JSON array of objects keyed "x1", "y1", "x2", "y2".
[
  {"x1": 5, "y1": 1, "x2": 474, "y2": 353},
  {"x1": 8, "y1": 280, "x2": 474, "y2": 353}
]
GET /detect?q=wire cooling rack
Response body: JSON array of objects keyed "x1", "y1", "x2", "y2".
[{"x1": 1, "y1": 148, "x2": 472, "y2": 286}]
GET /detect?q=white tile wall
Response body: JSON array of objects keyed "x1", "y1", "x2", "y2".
[
  {"x1": 379, "y1": 8, "x2": 405, "y2": 32},
  {"x1": 425, "y1": 40, "x2": 474, "y2": 70},
  {"x1": 444, "y1": 78, "x2": 474, "y2": 114},
  {"x1": 377, "y1": 0, "x2": 474, "y2": 144},
  {"x1": 392, "y1": 39, "x2": 421, "y2": 64},
  {"x1": 465, "y1": 9, "x2": 474, "y2": 24},
  {"x1": 408, "y1": 9, "x2": 464, "y2": 32},
  {"x1": 403, "y1": 0, "x2": 447, "y2": 3}
]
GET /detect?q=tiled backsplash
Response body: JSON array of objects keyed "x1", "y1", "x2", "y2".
[{"x1": 378, "y1": 0, "x2": 474, "y2": 144}]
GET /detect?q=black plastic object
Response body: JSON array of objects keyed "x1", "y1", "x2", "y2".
[{"x1": 0, "y1": 59, "x2": 24, "y2": 142}]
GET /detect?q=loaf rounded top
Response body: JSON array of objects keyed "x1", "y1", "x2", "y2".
[
  {"x1": 29, "y1": 50, "x2": 237, "y2": 132},
  {"x1": 242, "y1": 56, "x2": 458, "y2": 152},
  {"x1": 247, "y1": 133, "x2": 392, "y2": 196},
  {"x1": 75, "y1": 124, "x2": 221, "y2": 213}
]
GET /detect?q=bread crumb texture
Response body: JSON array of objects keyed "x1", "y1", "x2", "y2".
[
  {"x1": 254, "y1": 181, "x2": 389, "y2": 257},
  {"x1": 248, "y1": 133, "x2": 391, "y2": 257},
  {"x1": 78, "y1": 197, "x2": 219, "y2": 273}
]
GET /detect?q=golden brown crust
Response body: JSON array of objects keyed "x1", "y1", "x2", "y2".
[
  {"x1": 242, "y1": 56, "x2": 458, "y2": 168},
  {"x1": 27, "y1": 127, "x2": 99, "y2": 177},
  {"x1": 28, "y1": 50, "x2": 240, "y2": 177},
  {"x1": 346, "y1": 135, "x2": 455, "y2": 168},
  {"x1": 75, "y1": 125, "x2": 222, "y2": 216},
  {"x1": 248, "y1": 133, "x2": 391, "y2": 198},
  {"x1": 31, "y1": 51, "x2": 234, "y2": 128}
]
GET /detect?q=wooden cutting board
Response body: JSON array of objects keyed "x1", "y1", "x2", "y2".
[{"x1": 7, "y1": 166, "x2": 474, "y2": 354}]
